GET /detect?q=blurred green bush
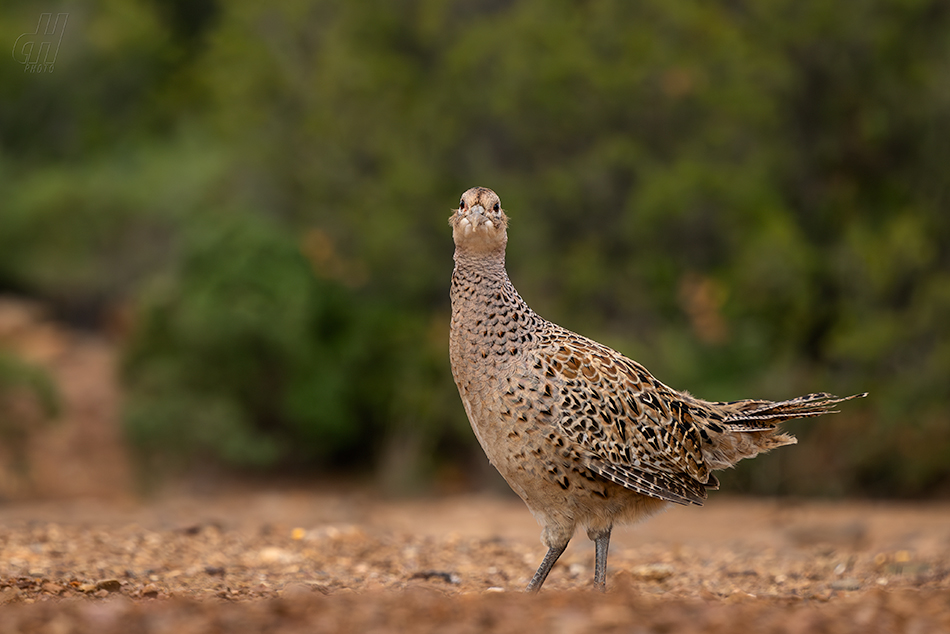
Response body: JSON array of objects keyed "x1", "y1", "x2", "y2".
[
  {"x1": 0, "y1": 352, "x2": 59, "y2": 487},
  {"x1": 1, "y1": 0, "x2": 949, "y2": 495}
]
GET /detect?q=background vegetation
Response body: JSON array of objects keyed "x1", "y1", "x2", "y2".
[{"x1": 2, "y1": 0, "x2": 948, "y2": 496}]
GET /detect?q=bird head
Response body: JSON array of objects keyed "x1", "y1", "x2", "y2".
[{"x1": 449, "y1": 187, "x2": 508, "y2": 253}]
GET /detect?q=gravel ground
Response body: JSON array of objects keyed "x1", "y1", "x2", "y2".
[{"x1": 0, "y1": 490, "x2": 948, "y2": 633}]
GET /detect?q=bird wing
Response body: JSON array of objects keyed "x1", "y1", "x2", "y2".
[{"x1": 533, "y1": 329, "x2": 716, "y2": 506}]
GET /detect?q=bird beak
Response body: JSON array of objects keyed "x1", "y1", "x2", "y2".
[{"x1": 470, "y1": 204, "x2": 485, "y2": 216}]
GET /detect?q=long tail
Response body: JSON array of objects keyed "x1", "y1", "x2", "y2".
[
  {"x1": 717, "y1": 392, "x2": 868, "y2": 431},
  {"x1": 699, "y1": 391, "x2": 867, "y2": 472}
]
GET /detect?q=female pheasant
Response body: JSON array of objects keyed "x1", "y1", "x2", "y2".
[{"x1": 448, "y1": 186, "x2": 865, "y2": 592}]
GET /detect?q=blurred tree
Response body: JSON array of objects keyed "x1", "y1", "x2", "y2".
[{"x1": 0, "y1": 353, "x2": 59, "y2": 492}]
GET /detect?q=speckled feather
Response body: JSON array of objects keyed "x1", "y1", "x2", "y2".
[{"x1": 448, "y1": 187, "x2": 866, "y2": 590}]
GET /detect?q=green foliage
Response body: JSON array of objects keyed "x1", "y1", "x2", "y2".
[
  {"x1": 0, "y1": 353, "x2": 60, "y2": 480},
  {"x1": 123, "y1": 210, "x2": 406, "y2": 468},
  {"x1": 0, "y1": 354, "x2": 59, "y2": 419},
  {"x1": 2, "y1": 0, "x2": 950, "y2": 494}
]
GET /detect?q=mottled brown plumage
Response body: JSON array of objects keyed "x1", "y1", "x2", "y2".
[{"x1": 448, "y1": 187, "x2": 866, "y2": 592}]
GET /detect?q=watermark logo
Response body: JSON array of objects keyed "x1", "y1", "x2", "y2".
[{"x1": 12, "y1": 13, "x2": 68, "y2": 73}]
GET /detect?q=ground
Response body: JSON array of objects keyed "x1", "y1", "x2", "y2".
[
  {"x1": 1, "y1": 492, "x2": 949, "y2": 633},
  {"x1": 0, "y1": 299, "x2": 949, "y2": 632}
]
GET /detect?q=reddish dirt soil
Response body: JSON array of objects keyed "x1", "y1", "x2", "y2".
[{"x1": 0, "y1": 492, "x2": 949, "y2": 633}]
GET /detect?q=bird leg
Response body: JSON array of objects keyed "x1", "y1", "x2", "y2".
[
  {"x1": 588, "y1": 526, "x2": 612, "y2": 591},
  {"x1": 525, "y1": 541, "x2": 569, "y2": 592}
]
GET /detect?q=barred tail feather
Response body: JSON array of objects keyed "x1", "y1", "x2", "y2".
[{"x1": 722, "y1": 392, "x2": 867, "y2": 431}]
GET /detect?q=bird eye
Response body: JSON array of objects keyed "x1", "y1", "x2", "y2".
[
  {"x1": 458, "y1": 200, "x2": 464, "y2": 212},
  {"x1": 493, "y1": 203, "x2": 500, "y2": 212}
]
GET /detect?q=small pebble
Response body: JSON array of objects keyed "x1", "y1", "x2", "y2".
[
  {"x1": 830, "y1": 578, "x2": 861, "y2": 591},
  {"x1": 631, "y1": 563, "x2": 674, "y2": 581},
  {"x1": 96, "y1": 579, "x2": 122, "y2": 593}
]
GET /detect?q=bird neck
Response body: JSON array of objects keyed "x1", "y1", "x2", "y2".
[
  {"x1": 452, "y1": 246, "x2": 508, "y2": 278},
  {"x1": 451, "y1": 246, "x2": 536, "y2": 327}
]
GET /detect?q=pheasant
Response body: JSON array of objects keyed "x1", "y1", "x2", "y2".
[{"x1": 448, "y1": 186, "x2": 866, "y2": 592}]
